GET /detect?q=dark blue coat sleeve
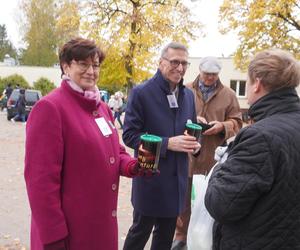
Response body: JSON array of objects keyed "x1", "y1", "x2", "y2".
[
  {"x1": 122, "y1": 87, "x2": 144, "y2": 150},
  {"x1": 122, "y1": 85, "x2": 169, "y2": 157}
]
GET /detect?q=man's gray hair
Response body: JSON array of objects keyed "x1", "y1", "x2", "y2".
[{"x1": 160, "y1": 42, "x2": 188, "y2": 58}]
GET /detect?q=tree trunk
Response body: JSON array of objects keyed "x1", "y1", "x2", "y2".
[{"x1": 124, "y1": 1, "x2": 139, "y2": 95}]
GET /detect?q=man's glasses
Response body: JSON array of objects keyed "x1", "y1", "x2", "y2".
[
  {"x1": 203, "y1": 72, "x2": 218, "y2": 77},
  {"x1": 163, "y1": 57, "x2": 190, "y2": 68},
  {"x1": 72, "y1": 60, "x2": 101, "y2": 72}
]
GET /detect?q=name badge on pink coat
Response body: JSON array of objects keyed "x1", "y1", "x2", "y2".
[{"x1": 95, "y1": 117, "x2": 112, "y2": 136}]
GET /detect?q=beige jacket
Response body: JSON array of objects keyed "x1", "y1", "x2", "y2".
[{"x1": 186, "y1": 75, "x2": 242, "y2": 175}]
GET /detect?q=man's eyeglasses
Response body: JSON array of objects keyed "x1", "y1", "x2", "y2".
[
  {"x1": 203, "y1": 72, "x2": 218, "y2": 77},
  {"x1": 72, "y1": 60, "x2": 101, "y2": 72},
  {"x1": 163, "y1": 57, "x2": 190, "y2": 68}
]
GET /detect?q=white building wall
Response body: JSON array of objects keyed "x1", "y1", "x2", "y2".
[{"x1": 0, "y1": 65, "x2": 61, "y2": 87}]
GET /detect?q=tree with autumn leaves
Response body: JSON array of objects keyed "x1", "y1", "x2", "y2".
[
  {"x1": 18, "y1": 0, "x2": 201, "y2": 92},
  {"x1": 16, "y1": 0, "x2": 300, "y2": 89},
  {"x1": 219, "y1": 0, "x2": 300, "y2": 70},
  {"x1": 82, "y1": 0, "x2": 201, "y2": 92},
  {"x1": 19, "y1": 0, "x2": 80, "y2": 66}
]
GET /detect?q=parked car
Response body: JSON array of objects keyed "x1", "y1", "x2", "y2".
[{"x1": 7, "y1": 89, "x2": 42, "y2": 120}]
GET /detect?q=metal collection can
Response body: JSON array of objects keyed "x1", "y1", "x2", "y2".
[
  {"x1": 185, "y1": 123, "x2": 202, "y2": 142},
  {"x1": 138, "y1": 134, "x2": 162, "y2": 172}
]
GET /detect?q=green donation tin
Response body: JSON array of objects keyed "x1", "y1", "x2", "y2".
[
  {"x1": 138, "y1": 134, "x2": 162, "y2": 172},
  {"x1": 185, "y1": 123, "x2": 202, "y2": 141}
]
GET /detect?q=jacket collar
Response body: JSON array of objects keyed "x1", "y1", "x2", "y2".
[
  {"x1": 61, "y1": 80, "x2": 101, "y2": 112},
  {"x1": 191, "y1": 74, "x2": 224, "y2": 101},
  {"x1": 153, "y1": 69, "x2": 185, "y2": 95},
  {"x1": 248, "y1": 87, "x2": 300, "y2": 122}
]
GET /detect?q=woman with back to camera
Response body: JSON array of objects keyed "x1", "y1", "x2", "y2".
[
  {"x1": 24, "y1": 37, "x2": 144, "y2": 250},
  {"x1": 205, "y1": 49, "x2": 300, "y2": 249}
]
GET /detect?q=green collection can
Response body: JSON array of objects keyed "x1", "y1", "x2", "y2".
[
  {"x1": 138, "y1": 134, "x2": 162, "y2": 172},
  {"x1": 185, "y1": 123, "x2": 202, "y2": 141}
]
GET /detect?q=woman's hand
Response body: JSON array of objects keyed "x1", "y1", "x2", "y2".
[{"x1": 130, "y1": 162, "x2": 160, "y2": 177}]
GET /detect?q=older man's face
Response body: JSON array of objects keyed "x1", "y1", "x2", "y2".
[
  {"x1": 159, "y1": 48, "x2": 189, "y2": 87},
  {"x1": 200, "y1": 71, "x2": 219, "y2": 86}
]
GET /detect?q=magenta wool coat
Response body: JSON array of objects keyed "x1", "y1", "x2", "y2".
[{"x1": 24, "y1": 81, "x2": 136, "y2": 250}]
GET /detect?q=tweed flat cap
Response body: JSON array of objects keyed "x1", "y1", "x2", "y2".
[{"x1": 199, "y1": 56, "x2": 222, "y2": 73}]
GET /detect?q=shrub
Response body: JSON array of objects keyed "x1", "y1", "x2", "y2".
[
  {"x1": 0, "y1": 74, "x2": 30, "y2": 93},
  {"x1": 33, "y1": 77, "x2": 56, "y2": 96}
]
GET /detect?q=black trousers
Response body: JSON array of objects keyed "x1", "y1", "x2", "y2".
[{"x1": 123, "y1": 210, "x2": 177, "y2": 250}]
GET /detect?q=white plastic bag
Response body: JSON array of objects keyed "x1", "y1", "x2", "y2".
[
  {"x1": 187, "y1": 171, "x2": 214, "y2": 250},
  {"x1": 187, "y1": 145, "x2": 228, "y2": 250}
]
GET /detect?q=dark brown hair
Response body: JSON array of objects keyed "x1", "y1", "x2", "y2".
[
  {"x1": 248, "y1": 49, "x2": 300, "y2": 91},
  {"x1": 59, "y1": 37, "x2": 105, "y2": 76}
]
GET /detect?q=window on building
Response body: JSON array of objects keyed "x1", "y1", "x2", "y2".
[{"x1": 230, "y1": 80, "x2": 246, "y2": 97}]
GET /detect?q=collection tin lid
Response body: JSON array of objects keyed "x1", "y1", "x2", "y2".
[
  {"x1": 140, "y1": 134, "x2": 162, "y2": 142},
  {"x1": 186, "y1": 123, "x2": 202, "y2": 130}
]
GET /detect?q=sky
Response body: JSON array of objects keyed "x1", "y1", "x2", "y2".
[{"x1": 0, "y1": 0, "x2": 239, "y2": 58}]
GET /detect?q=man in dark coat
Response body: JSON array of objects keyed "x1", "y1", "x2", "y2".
[
  {"x1": 1, "y1": 84, "x2": 13, "y2": 110},
  {"x1": 205, "y1": 49, "x2": 300, "y2": 250},
  {"x1": 5, "y1": 83, "x2": 13, "y2": 99},
  {"x1": 122, "y1": 42, "x2": 200, "y2": 250},
  {"x1": 11, "y1": 88, "x2": 26, "y2": 122}
]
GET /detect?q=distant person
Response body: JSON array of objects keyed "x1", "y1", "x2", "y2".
[
  {"x1": 24, "y1": 37, "x2": 152, "y2": 250},
  {"x1": 1, "y1": 84, "x2": 13, "y2": 111},
  {"x1": 172, "y1": 57, "x2": 242, "y2": 250},
  {"x1": 120, "y1": 95, "x2": 128, "y2": 115},
  {"x1": 11, "y1": 88, "x2": 26, "y2": 123},
  {"x1": 108, "y1": 95, "x2": 115, "y2": 110},
  {"x1": 122, "y1": 42, "x2": 200, "y2": 250},
  {"x1": 205, "y1": 49, "x2": 300, "y2": 249},
  {"x1": 4, "y1": 83, "x2": 13, "y2": 99},
  {"x1": 113, "y1": 92, "x2": 124, "y2": 129},
  {"x1": 15, "y1": 84, "x2": 20, "y2": 89}
]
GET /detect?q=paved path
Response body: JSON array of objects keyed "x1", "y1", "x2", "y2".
[{"x1": 0, "y1": 111, "x2": 151, "y2": 249}]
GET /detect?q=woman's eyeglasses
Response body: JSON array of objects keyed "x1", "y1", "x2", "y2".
[
  {"x1": 72, "y1": 60, "x2": 100, "y2": 72},
  {"x1": 163, "y1": 57, "x2": 190, "y2": 68}
]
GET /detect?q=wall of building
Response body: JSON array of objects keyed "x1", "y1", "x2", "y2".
[{"x1": 0, "y1": 65, "x2": 61, "y2": 87}]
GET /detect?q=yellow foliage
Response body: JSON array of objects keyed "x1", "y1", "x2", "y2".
[
  {"x1": 55, "y1": 0, "x2": 81, "y2": 48},
  {"x1": 219, "y1": 0, "x2": 300, "y2": 70},
  {"x1": 82, "y1": 0, "x2": 202, "y2": 91}
]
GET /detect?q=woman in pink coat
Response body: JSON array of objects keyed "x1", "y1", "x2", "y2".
[{"x1": 25, "y1": 38, "x2": 140, "y2": 250}]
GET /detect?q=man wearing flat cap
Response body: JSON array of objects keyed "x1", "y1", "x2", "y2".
[{"x1": 171, "y1": 56, "x2": 242, "y2": 250}]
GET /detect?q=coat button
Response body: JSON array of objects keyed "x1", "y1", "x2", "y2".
[
  {"x1": 92, "y1": 110, "x2": 98, "y2": 116},
  {"x1": 109, "y1": 157, "x2": 115, "y2": 164},
  {"x1": 112, "y1": 184, "x2": 117, "y2": 191},
  {"x1": 112, "y1": 210, "x2": 117, "y2": 217}
]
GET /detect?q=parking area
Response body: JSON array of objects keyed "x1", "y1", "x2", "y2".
[{"x1": 0, "y1": 110, "x2": 150, "y2": 250}]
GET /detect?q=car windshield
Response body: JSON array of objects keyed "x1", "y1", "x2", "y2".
[
  {"x1": 26, "y1": 92, "x2": 40, "y2": 102},
  {"x1": 8, "y1": 89, "x2": 41, "y2": 104},
  {"x1": 9, "y1": 90, "x2": 19, "y2": 101}
]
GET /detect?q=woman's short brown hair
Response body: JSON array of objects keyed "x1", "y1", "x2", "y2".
[
  {"x1": 59, "y1": 37, "x2": 105, "y2": 76},
  {"x1": 248, "y1": 49, "x2": 300, "y2": 92}
]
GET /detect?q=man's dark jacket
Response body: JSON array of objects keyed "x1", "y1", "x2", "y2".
[
  {"x1": 205, "y1": 88, "x2": 300, "y2": 249},
  {"x1": 17, "y1": 93, "x2": 26, "y2": 115},
  {"x1": 123, "y1": 70, "x2": 196, "y2": 217}
]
